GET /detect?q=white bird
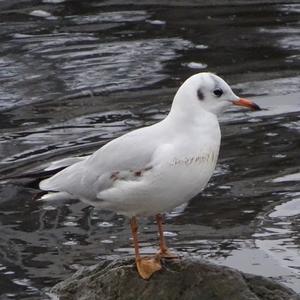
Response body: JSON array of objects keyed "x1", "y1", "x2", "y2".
[{"x1": 39, "y1": 72, "x2": 260, "y2": 279}]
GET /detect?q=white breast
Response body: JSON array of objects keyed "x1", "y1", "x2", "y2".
[{"x1": 97, "y1": 115, "x2": 221, "y2": 217}]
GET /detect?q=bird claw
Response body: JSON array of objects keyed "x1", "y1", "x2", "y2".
[
  {"x1": 136, "y1": 256, "x2": 162, "y2": 280},
  {"x1": 157, "y1": 248, "x2": 180, "y2": 260}
]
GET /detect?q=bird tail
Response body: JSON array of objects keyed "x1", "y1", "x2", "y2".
[{"x1": 39, "y1": 191, "x2": 74, "y2": 201}]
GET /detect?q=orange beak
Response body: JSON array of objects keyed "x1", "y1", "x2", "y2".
[{"x1": 232, "y1": 98, "x2": 261, "y2": 111}]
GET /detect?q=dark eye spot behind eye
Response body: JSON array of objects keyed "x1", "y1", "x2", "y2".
[
  {"x1": 213, "y1": 88, "x2": 223, "y2": 97},
  {"x1": 197, "y1": 89, "x2": 204, "y2": 100}
]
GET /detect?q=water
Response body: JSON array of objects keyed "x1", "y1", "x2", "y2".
[{"x1": 0, "y1": 1, "x2": 300, "y2": 298}]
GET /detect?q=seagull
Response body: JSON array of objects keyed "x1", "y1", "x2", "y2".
[{"x1": 39, "y1": 72, "x2": 261, "y2": 279}]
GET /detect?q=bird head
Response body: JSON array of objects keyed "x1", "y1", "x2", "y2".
[{"x1": 172, "y1": 72, "x2": 261, "y2": 116}]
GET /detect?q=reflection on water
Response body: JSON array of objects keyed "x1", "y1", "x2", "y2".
[
  {"x1": 251, "y1": 192, "x2": 300, "y2": 291},
  {"x1": 0, "y1": 1, "x2": 300, "y2": 299}
]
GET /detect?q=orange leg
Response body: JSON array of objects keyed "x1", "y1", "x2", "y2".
[
  {"x1": 156, "y1": 214, "x2": 179, "y2": 259},
  {"x1": 130, "y1": 216, "x2": 161, "y2": 279}
]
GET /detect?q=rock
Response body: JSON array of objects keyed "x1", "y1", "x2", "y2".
[{"x1": 51, "y1": 257, "x2": 299, "y2": 300}]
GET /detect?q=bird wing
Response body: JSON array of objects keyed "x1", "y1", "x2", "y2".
[
  {"x1": 44, "y1": 156, "x2": 89, "y2": 171},
  {"x1": 39, "y1": 123, "x2": 166, "y2": 199}
]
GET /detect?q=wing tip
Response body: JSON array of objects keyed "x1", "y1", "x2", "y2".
[
  {"x1": 39, "y1": 191, "x2": 73, "y2": 201},
  {"x1": 39, "y1": 178, "x2": 54, "y2": 191}
]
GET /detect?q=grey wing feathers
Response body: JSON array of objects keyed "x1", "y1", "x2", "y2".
[
  {"x1": 39, "y1": 160, "x2": 87, "y2": 192},
  {"x1": 39, "y1": 125, "x2": 158, "y2": 198},
  {"x1": 44, "y1": 156, "x2": 89, "y2": 171}
]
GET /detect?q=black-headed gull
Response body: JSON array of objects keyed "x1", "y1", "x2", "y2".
[{"x1": 40, "y1": 72, "x2": 260, "y2": 279}]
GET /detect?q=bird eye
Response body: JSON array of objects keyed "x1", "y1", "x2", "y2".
[{"x1": 213, "y1": 88, "x2": 223, "y2": 97}]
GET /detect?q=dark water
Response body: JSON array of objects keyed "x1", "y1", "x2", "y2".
[{"x1": 0, "y1": 1, "x2": 300, "y2": 298}]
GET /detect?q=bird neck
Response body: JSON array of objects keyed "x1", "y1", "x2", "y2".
[
  {"x1": 166, "y1": 93, "x2": 211, "y2": 125},
  {"x1": 165, "y1": 104, "x2": 218, "y2": 133}
]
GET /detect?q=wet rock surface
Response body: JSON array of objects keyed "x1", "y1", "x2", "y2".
[{"x1": 51, "y1": 257, "x2": 300, "y2": 300}]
